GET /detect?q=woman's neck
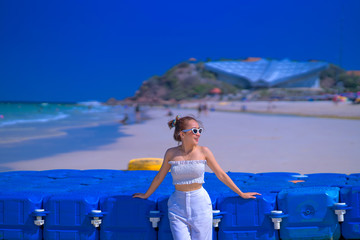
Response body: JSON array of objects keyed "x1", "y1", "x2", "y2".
[{"x1": 180, "y1": 143, "x2": 196, "y2": 155}]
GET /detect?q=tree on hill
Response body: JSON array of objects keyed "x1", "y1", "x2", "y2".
[{"x1": 320, "y1": 64, "x2": 360, "y2": 92}]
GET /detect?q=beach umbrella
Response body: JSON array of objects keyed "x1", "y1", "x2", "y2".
[{"x1": 210, "y1": 88, "x2": 222, "y2": 94}]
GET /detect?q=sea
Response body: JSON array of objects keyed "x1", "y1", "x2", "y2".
[{"x1": 0, "y1": 101, "x2": 138, "y2": 168}]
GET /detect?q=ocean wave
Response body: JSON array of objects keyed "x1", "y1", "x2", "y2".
[
  {"x1": 77, "y1": 100, "x2": 103, "y2": 107},
  {"x1": 76, "y1": 100, "x2": 111, "y2": 113},
  {"x1": 0, "y1": 113, "x2": 69, "y2": 128},
  {"x1": 84, "y1": 107, "x2": 111, "y2": 113}
]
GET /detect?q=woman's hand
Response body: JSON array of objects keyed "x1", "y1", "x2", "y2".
[
  {"x1": 132, "y1": 193, "x2": 148, "y2": 199},
  {"x1": 240, "y1": 192, "x2": 261, "y2": 199}
]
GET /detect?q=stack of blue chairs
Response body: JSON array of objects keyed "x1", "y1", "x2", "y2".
[{"x1": 0, "y1": 170, "x2": 359, "y2": 239}]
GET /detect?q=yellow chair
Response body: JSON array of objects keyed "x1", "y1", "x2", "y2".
[
  {"x1": 128, "y1": 158, "x2": 163, "y2": 171},
  {"x1": 219, "y1": 101, "x2": 229, "y2": 106}
]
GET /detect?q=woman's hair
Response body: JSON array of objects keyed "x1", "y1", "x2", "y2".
[{"x1": 167, "y1": 115, "x2": 202, "y2": 142}]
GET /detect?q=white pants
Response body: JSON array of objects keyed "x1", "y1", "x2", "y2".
[{"x1": 168, "y1": 187, "x2": 213, "y2": 240}]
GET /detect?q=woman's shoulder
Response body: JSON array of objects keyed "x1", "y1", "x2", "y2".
[
  {"x1": 164, "y1": 146, "x2": 180, "y2": 158},
  {"x1": 198, "y1": 145, "x2": 211, "y2": 153},
  {"x1": 166, "y1": 146, "x2": 180, "y2": 153},
  {"x1": 198, "y1": 146, "x2": 215, "y2": 159}
]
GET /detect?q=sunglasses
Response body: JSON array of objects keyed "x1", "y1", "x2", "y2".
[{"x1": 182, "y1": 127, "x2": 203, "y2": 134}]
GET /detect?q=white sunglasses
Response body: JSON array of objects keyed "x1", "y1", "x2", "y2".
[{"x1": 182, "y1": 128, "x2": 203, "y2": 134}]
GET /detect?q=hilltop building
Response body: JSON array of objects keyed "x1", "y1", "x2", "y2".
[{"x1": 204, "y1": 58, "x2": 328, "y2": 89}]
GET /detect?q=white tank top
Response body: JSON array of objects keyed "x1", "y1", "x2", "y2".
[{"x1": 168, "y1": 160, "x2": 206, "y2": 185}]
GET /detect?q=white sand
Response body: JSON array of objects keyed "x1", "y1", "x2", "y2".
[
  {"x1": 1, "y1": 102, "x2": 359, "y2": 174},
  {"x1": 183, "y1": 100, "x2": 360, "y2": 118}
]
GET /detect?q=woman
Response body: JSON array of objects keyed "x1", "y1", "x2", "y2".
[{"x1": 133, "y1": 115, "x2": 260, "y2": 240}]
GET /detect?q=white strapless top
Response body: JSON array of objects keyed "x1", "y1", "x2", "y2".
[{"x1": 168, "y1": 160, "x2": 206, "y2": 185}]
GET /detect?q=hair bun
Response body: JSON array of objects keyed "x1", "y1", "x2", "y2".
[{"x1": 167, "y1": 115, "x2": 181, "y2": 129}]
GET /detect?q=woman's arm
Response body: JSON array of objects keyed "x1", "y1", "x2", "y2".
[
  {"x1": 132, "y1": 150, "x2": 172, "y2": 199},
  {"x1": 203, "y1": 146, "x2": 261, "y2": 199}
]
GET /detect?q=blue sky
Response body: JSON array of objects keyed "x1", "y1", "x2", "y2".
[{"x1": 0, "y1": 0, "x2": 359, "y2": 102}]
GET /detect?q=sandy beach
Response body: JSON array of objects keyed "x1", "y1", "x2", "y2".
[
  {"x1": 0, "y1": 101, "x2": 359, "y2": 174},
  {"x1": 183, "y1": 100, "x2": 360, "y2": 119}
]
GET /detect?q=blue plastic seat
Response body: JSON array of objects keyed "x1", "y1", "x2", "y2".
[
  {"x1": 340, "y1": 186, "x2": 360, "y2": 239},
  {"x1": 43, "y1": 192, "x2": 101, "y2": 240},
  {"x1": 0, "y1": 192, "x2": 47, "y2": 240},
  {"x1": 277, "y1": 187, "x2": 341, "y2": 240},
  {"x1": 216, "y1": 192, "x2": 278, "y2": 240}
]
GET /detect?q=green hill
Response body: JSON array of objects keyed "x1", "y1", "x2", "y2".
[
  {"x1": 132, "y1": 62, "x2": 238, "y2": 103},
  {"x1": 120, "y1": 61, "x2": 359, "y2": 104}
]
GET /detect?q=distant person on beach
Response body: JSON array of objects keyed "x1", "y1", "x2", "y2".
[
  {"x1": 167, "y1": 108, "x2": 173, "y2": 117},
  {"x1": 119, "y1": 113, "x2": 128, "y2": 125},
  {"x1": 133, "y1": 115, "x2": 260, "y2": 239},
  {"x1": 203, "y1": 103, "x2": 208, "y2": 116},
  {"x1": 197, "y1": 103, "x2": 202, "y2": 116},
  {"x1": 241, "y1": 104, "x2": 247, "y2": 112},
  {"x1": 135, "y1": 104, "x2": 141, "y2": 122},
  {"x1": 267, "y1": 99, "x2": 276, "y2": 111}
]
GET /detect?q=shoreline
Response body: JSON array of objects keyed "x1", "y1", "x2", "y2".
[
  {"x1": 208, "y1": 108, "x2": 360, "y2": 121},
  {"x1": 181, "y1": 100, "x2": 360, "y2": 120},
  {"x1": 0, "y1": 122, "x2": 104, "y2": 145},
  {"x1": 0, "y1": 123, "x2": 125, "y2": 168}
]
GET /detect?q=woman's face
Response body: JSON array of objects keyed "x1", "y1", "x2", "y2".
[{"x1": 181, "y1": 119, "x2": 201, "y2": 145}]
